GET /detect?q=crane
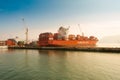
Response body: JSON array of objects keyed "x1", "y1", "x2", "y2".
[
  {"x1": 78, "y1": 24, "x2": 84, "y2": 36},
  {"x1": 22, "y1": 18, "x2": 28, "y2": 44}
]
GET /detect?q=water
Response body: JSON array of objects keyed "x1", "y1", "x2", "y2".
[{"x1": 0, "y1": 49, "x2": 120, "y2": 80}]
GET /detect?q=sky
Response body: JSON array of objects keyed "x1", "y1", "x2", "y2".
[{"x1": 0, "y1": 0, "x2": 120, "y2": 42}]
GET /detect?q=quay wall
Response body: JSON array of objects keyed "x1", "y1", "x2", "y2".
[{"x1": 8, "y1": 46, "x2": 120, "y2": 53}]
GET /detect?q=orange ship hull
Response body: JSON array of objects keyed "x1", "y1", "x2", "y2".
[{"x1": 38, "y1": 40, "x2": 97, "y2": 47}]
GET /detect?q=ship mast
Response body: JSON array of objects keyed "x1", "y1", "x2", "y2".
[{"x1": 22, "y1": 18, "x2": 28, "y2": 44}]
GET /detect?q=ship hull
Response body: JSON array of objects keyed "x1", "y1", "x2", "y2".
[{"x1": 39, "y1": 40, "x2": 97, "y2": 47}]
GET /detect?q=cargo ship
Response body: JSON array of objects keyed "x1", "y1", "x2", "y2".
[{"x1": 38, "y1": 26, "x2": 98, "y2": 47}]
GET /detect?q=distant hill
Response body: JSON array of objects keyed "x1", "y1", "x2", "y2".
[{"x1": 99, "y1": 35, "x2": 120, "y2": 43}]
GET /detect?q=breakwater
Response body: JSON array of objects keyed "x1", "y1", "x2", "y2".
[{"x1": 8, "y1": 46, "x2": 120, "y2": 53}]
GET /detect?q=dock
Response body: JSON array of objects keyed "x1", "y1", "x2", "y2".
[{"x1": 8, "y1": 46, "x2": 120, "y2": 53}]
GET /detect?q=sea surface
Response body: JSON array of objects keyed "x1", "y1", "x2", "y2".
[{"x1": 0, "y1": 49, "x2": 120, "y2": 80}]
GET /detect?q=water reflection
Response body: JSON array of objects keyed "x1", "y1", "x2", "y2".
[
  {"x1": 37, "y1": 50, "x2": 93, "y2": 79},
  {"x1": 38, "y1": 50, "x2": 68, "y2": 56},
  {"x1": 37, "y1": 50, "x2": 120, "y2": 80},
  {"x1": 0, "y1": 49, "x2": 120, "y2": 80},
  {"x1": 38, "y1": 50, "x2": 69, "y2": 73},
  {"x1": 0, "y1": 49, "x2": 9, "y2": 53}
]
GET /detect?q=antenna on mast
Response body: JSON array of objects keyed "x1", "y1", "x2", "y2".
[{"x1": 22, "y1": 18, "x2": 28, "y2": 44}]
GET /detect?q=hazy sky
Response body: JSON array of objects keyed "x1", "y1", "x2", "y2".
[{"x1": 0, "y1": 0, "x2": 120, "y2": 41}]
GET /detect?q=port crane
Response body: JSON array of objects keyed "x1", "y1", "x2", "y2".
[
  {"x1": 78, "y1": 24, "x2": 84, "y2": 36},
  {"x1": 22, "y1": 18, "x2": 28, "y2": 44}
]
